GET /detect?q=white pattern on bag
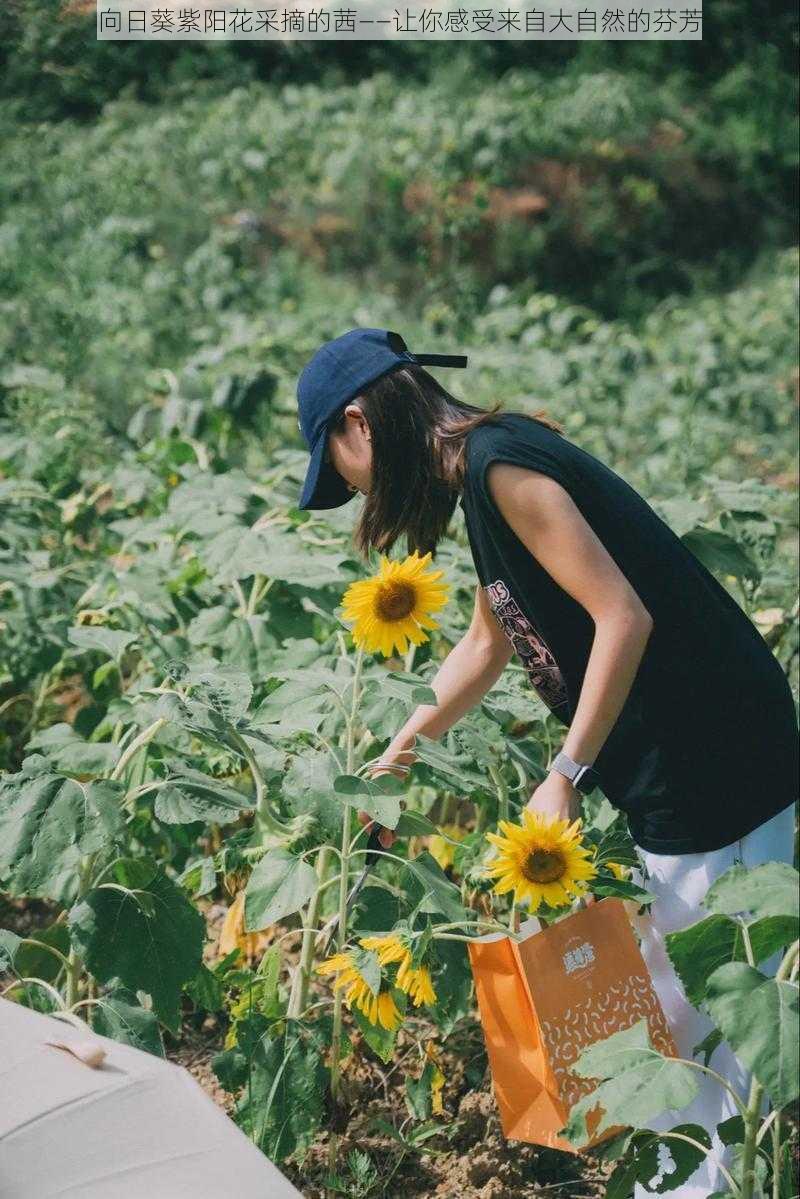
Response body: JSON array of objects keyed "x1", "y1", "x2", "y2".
[{"x1": 539, "y1": 974, "x2": 675, "y2": 1109}]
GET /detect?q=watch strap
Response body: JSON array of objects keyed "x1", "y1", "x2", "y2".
[{"x1": 550, "y1": 751, "x2": 600, "y2": 794}]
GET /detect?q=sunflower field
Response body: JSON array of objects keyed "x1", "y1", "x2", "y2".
[{"x1": 1, "y1": 11, "x2": 799, "y2": 1198}]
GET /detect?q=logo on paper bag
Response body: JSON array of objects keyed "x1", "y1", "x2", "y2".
[{"x1": 562, "y1": 938, "x2": 595, "y2": 977}]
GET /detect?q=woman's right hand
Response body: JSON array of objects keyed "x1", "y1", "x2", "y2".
[
  {"x1": 358, "y1": 751, "x2": 416, "y2": 849},
  {"x1": 524, "y1": 769, "x2": 581, "y2": 825}
]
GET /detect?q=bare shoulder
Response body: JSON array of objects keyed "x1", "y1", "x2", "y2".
[{"x1": 485, "y1": 461, "x2": 569, "y2": 522}]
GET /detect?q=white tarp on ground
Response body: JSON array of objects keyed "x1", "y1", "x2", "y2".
[{"x1": 0, "y1": 996, "x2": 304, "y2": 1199}]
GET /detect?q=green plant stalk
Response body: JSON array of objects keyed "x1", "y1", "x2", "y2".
[
  {"x1": 232, "y1": 730, "x2": 291, "y2": 839},
  {"x1": 329, "y1": 646, "x2": 364, "y2": 1107},
  {"x1": 287, "y1": 846, "x2": 331, "y2": 1018},
  {"x1": 246, "y1": 573, "x2": 271, "y2": 617},
  {"x1": 3, "y1": 977, "x2": 66, "y2": 1009},
  {"x1": 739, "y1": 1075, "x2": 765, "y2": 1199},
  {"x1": 488, "y1": 760, "x2": 509, "y2": 825},
  {"x1": 771, "y1": 1112, "x2": 781, "y2": 1199},
  {"x1": 110, "y1": 717, "x2": 167, "y2": 782},
  {"x1": 65, "y1": 853, "x2": 98, "y2": 1010},
  {"x1": 738, "y1": 938, "x2": 798, "y2": 1199}
]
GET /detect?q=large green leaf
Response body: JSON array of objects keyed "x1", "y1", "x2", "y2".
[
  {"x1": 243, "y1": 849, "x2": 318, "y2": 931},
  {"x1": 236, "y1": 1026, "x2": 329, "y2": 1162},
  {"x1": 728, "y1": 1141, "x2": 769, "y2": 1195},
  {"x1": 68, "y1": 858, "x2": 205, "y2": 1033},
  {"x1": 605, "y1": 1125, "x2": 712, "y2": 1197},
  {"x1": 704, "y1": 862, "x2": 799, "y2": 921},
  {"x1": 250, "y1": 676, "x2": 332, "y2": 736},
  {"x1": 583, "y1": 814, "x2": 642, "y2": 870},
  {"x1": 185, "y1": 605, "x2": 232, "y2": 648},
  {"x1": 705, "y1": 962, "x2": 799, "y2": 1109},
  {"x1": 0, "y1": 764, "x2": 125, "y2": 899},
  {"x1": 280, "y1": 749, "x2": 343, "y2": 841},
  {"x1": 562, "y1": 1019, "x2": 699, "y2": 1148},
  {"x1": 665, "y1": 915, "x2": 741, "y2": 1007},
  {"x1": 666, "y1": 913, "x2": 799, "y2": 1007},
  {"x1": 429, "y1": 937, "x2": 473, "y2": 1035},
  {"x1": 7, "y1": 922, "x2": 71, "y2": 984},
  {"x1": 154, "y1": 767, "x2": 255, "y2": 825},
  {"x1": 221, "y1": 616, "x2": 279, "y2": 680},
  {"x1": 682, "y1": 528, "x2": 759, "y2": 583},
  {"x1": 155, "y1": 691, "x2": 231, "y2": 747},
  {"x1": 405, "y1": 852, "x2": 467, "y2": 922},
  {"x1": 350, "y1": 886, "x2": 401, "y2": 935},
  {"x1": 392, "y1": 810, "x2": 438, "y2": 837},
  {"x1": 203, "y1": 525, "x2": 348, "y2": 587},
  {"x1": 747, "y1": 914, "x2": 800, "y2": 962},
  {"x1": 590, "y1": 877, "x2": 655, "y2": 904},
  {"x1": 24, "y1": 725, "x2": 121, "y2": 776},
  {"x1": 93, "y1": 988, "x2": 165, "y2": 1057},
  {"x1": 67, "y1": 626, "x2": 138, "y2": 660},
  {"x1": 185, "y1": 666, "x2": 253, "y2": 722},
  {"x1": 370, "y1": 671, "x2": 438, "y2": 706},
  {"x1": 334, "y1": 774, "x2": 403, "y2": 830},
  {"x1": 406, "y1": 731, "x2": 484, "y2": 791}
]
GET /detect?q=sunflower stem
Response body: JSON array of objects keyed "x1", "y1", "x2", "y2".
[
  {"x1": 328, "y1": 645, "x2": 364, "y2": 1163},
  {"x1": 488, "y1": 761, "x2": 509, "y2": 826},
  {"x1": 287, "y1": 847, "x2": 330, "y2": 1019}
]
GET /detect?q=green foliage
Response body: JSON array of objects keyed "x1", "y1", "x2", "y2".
[
  {"x1": 68, "y1": 857, "x2": 206, "y2": 1032},
  {"x1": 235, "y1": 1024, "x2": 329, "y2": 1161},
  {"x1": 665, "y1": 912, "x2": 799, "y2": 1007},
  {"x1": 0, "y1": 762, "x2": 125, "y2": 900},
  {"x1": 705, "y1": 962, "x2": 799, "y2": 1110},
  {"x1": 604, "y1": 1125, "x2": 713, "y2": 1196},
  {"x1": 243, "y1": 849, "x2": 318, "y2": 931},
  {"x1": 562, "y1": 1018, "x2": 699, "y2": 1146},
  {"x1": 562, "y1": 862, "x2": 799, "y2": 1199},
  {"x1": 92, "y1": 988, "x2": 165, "y2": 1057},
  {"x1": 703, "y1": 861, "x2": 800, "y2": 921},
  {"x1": 334, "y1": 772, "x2": 404, "y2": 829}
]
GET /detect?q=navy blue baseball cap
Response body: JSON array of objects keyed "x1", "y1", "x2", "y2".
[{"x1": 296, "y1": 328, "x2": 468, "y2": 510}]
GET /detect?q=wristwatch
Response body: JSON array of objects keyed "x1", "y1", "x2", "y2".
[{"x1": 549, "y1": 750, "x2": 601, "y2": 795}]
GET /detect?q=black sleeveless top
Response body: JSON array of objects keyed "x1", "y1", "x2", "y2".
[{"x1": 459, "y1": 411, "x2": 798, "y2": 855}]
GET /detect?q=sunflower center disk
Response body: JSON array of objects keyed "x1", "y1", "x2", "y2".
[
  {"x1": 376, "y1": 581, "x2": 416, "y2": 621},
  {"x1": 522, "y1": 849, "x2": 566, "y2": 884}
]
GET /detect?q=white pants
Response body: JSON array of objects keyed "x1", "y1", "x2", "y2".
[{"x1": 626, "y1": 802, "x2": 797, "y2": 1198}]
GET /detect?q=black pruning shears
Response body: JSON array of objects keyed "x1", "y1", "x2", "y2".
[{"x1": 316, "y1": 824, "x2": 383, "y2": 959}]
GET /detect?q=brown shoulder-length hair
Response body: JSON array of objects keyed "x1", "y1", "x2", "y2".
[{"x1": 329, "y1": 363, "x2": 564, "y2": 561}]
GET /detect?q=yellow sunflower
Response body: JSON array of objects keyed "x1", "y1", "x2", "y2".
[
  {"x1": 484, "y1": 809, "x2": 598, "y2": 911},
  {"x1": 428, "y1": 824, "x2": 466, "y2": 872},
  {"x1": 397, "y1": 957, "x2": 437, "y2": 1007},
  {"x1": 317, "y1": 950, "x2": 402, "y2": 1031},
  {"x1": 340, "y1": 550, "x2": 449, "y2": 657},
  {"x1": 218, "y1": 890, "x2": 273, "y2": 963},
  {"x1": 359, "y1": 933, "x2": 437, "y2": 1008}
]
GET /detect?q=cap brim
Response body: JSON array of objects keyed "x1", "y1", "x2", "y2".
[{"x1": 298, "y1": 430, "x2": 357, "y2": 510}]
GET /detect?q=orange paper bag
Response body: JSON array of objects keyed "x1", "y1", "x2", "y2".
[{"x1": 467, "y1": 897, "x2": 677, "y2": 1152}]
